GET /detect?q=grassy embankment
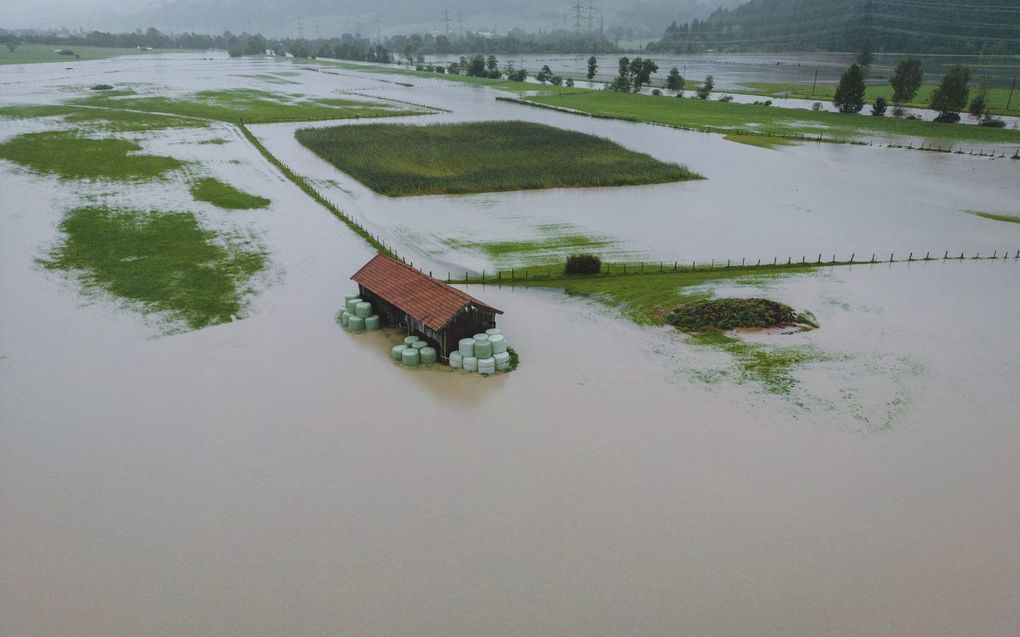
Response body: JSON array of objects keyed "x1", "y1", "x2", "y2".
[
  {"x1": 190, "y1": 178, "x2": 270, "y2": 209},
  {"x1": 742, "y1": 81, "x2": 1020, "y2": 117},
  {"x1": 470, "y1": 263, "x2": 830, "y2": 395},
  {"x1": 965, "y1": 209, "x2": 1020, "y2": 224},
  {"x1": 517, "y1": 91, "x2": 1020, "y2": 149},
  {"x1": 0, "y1": 43, "x2": 164, "y2": 65},
  {"x1": 295, "y1": 121, "x2": 700, "y2": 196},
  {"x1": 40, "y1": 207, "x2": 266, "y2": 330}
]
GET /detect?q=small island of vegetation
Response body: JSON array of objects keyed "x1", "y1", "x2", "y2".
[
  {"x1": 295, "y1": 121, "x2": 701, "y2": 196},
  {"x1": 665, "y1": 298, "x2": 817, "y2": 332}
]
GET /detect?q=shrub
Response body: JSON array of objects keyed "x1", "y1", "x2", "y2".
[
  {"x1": 812, "y1": 102, "x2": 823, "y2": 111},
  {"x1": 871, "y1": 96, "x2": 888, "y2": 116},
  {"x1": 933, "y1": 112, "x2": 961, "y2": 123},
  {"x1": 979, "y1": 117, "x2": 1006, "y2": 128},
  {"x1": 90, "y1": 84, "x2": 114, "y2": 91},
  {"x1": 651, "y1": 88, "x2": 661, "y2": 96},
  {"x1": 565, "y1": 78, "x2": 574, "y2": 87},
  {"x1": 565, "y1": 253, "x2": 601, "y2": 275},
  {"x1": 665, "y1": 298, "x2": 801, "y2": 331},
  {"x1": 719, "y1": 94, "x2": 733, "y2": 102}
]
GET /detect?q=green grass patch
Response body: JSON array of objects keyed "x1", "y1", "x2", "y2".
[
  {"x1": 72, "y1": 88, "x2": 422, "y2": 124},
  {"x1": 0, "y1": 43, "x2": 163, "y2": 65},
  {"x1": 0, "y1": 131, "x2": 184, "y2": 180},
  {"x1": 742, "y1": 81, "x2": 1020, "y2": 117},
  {"x1": 446, "y1": 234, "x2": 611, "y2": 262},
  {"x1": 190, "y1": 177, "x2": 270, "y2": 209},
  {"x1": 689, "y1": 331, "x2": 829, "y2": 396},
  {"x1": 295, "y1": 121, "x2": 700, "y2": 196},
  {"x1": 40, "y1": 207, "x2": 266, "y2": 330},
  {"x1": 197, "y1": 138, "x2": 230, "y2": 145},
  {"x1": 0, "y1": 103, "x2": 201, "y2": 131},
  {"x1": 964, "y1": 209, "x2": 1020, "y2": 224},
  {"x1": 522, "y1": 91, "x2": 1020, "y2": 147},
  {"x1": 724, "y1": 133, "x2": 799, "y2": 149}
]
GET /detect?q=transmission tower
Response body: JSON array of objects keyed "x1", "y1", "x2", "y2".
[{"x1": 443, "y1": 9, "x2": 452, "y2": 35}]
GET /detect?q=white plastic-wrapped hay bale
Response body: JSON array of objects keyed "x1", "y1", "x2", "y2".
[
  {"x1": 488, "y1": 334, "x2": 506, "y2": 354},
  {"x1": 355, "y1": 302, "x2": 372, "y2": 318},
  {"x1": 346, "y1": 298, "x2": 363, "y2": 314},
  {"x1": 419, "y1": 347, "x2": 437, "y2": 364},
  {"x1": 473, "y1": 333, "x2": 489, "y2": 342},
  {"x1": 462, "y1": 356, "x2": 478, "y2": 372},
  {"x1": 391, "y1": 344, "x2": 408, "y2": 360},
  {"x1": 458, "y1": 338, "x2": 475, "y2": 357},
  {"x1": 364, "y1": 315, "x2": 380, "y2": 331},
  {"x1": 493, "y1": 351, "x2": 511, "y2": 370},
  {"x1": 411, "y1": 340, "x2": 428, "y2": 350},
  {"x1": 404, "y1": 335, "x2": 420, "y2": 346},
  {"x1": 401, "y1": 348, "x2": 420, "y2": 367},
  {"x1": 344, "y1": 294, "x2": 360, "y2": 306},
  {"x1": 473, "y1": 338, "x2": 493, "y2": 359},
  {"x1": 485, "y1": 328, "x2": 502, "y2": 336},
  {"x1": 340, "y1": 310, "x2": 351, "y2": 327},
  {"x1": 348, "y1": 315, "x2": 365, "y2": 332},
  {"x1": 449, "y1": 351, "x2": 463, "y2": 368},
  {"x1": 477, "y1": 357, "x2": 496, "y2": 375}
]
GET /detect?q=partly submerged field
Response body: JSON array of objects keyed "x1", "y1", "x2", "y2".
[
  {"x1": 295, "y1": 121, "x2": 700, "y2": 196},
  {"x1": 0, "y1": 43, "x2": 166, "y2": 65},
  {"x1": 521, "y1": 91, "x2": 1020, "y2": 147}
]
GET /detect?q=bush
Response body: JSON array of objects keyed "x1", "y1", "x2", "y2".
[
  {"x1": 933, "y1": 112, "x2": 961, "y2": 123},
  {"x1": 565, "y1": 253, "x2": 601, "y2": 275},
  {"x1": 871, "y1": 96, "x2": 888, "y2": 116},
  {"x1": 719, "y1": 94, "x2": 733, "y2": 102},
  {"x1": 812, "y1": 102, "x2": 823, "y2": 111},
  {"x1": 565, "y1": 78, "x2": 574, "y2": 87},
  {"x1": 665, "y1": 298, "x2": 801, "y2": 331},
  {"x1": 651, "y1": 88, "x2": 661, "y2": 96},
  {"x1": 979, "y1": 117, "x2": 1006, "y2": 128},
  {"x1": 90, "y1": 84, "x2": 114, "y2": 91}
]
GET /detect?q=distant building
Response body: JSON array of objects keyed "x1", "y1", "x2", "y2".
[{"x1": 351, "y1": 254, "x2": 502, "y2": 360}]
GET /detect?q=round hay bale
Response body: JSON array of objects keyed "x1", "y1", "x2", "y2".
[
  {"x1": 340, "y1": 310, "x2": 351, "y2": 327},
  {"x1": 348, "y1": 315, "x2": 365, "y2": 332},
  {"x1": 346, "y1": 298, "x2": 363, "y2": 314},
  {"x1": 449, "y1": 351, "x2": 463, "y2": 368},
  {"x1": 488, "y1": 334, "x2": 506, "y2": 354},
  {"x1": 485, "y1": 328, "x2": 502, "y2": 336},
  {"x1": 477, "y1": 357, "x2": 496, "y2": 375},
  {"x1": 419, "y1": 347, "x2": 437, "y2": 364},
  {"x1": 462, "y1": 356, "x2": 478, "y2": 372},
  {"x1": 458, "y1": 338, "x2": 475, "y2": 357},
  {"x1": 364, "y1": 315, "x2": 380, "y2": 331},
  {"x1": 355, "y1": 302, "x2": 372, "y2": 318},
  {"x1": 473, "y1": 339, "x2": 493, "y2": 359},
  {"x1": 473, "y1": 333, "x2": 489, "y2": 342},
  {"x1": 344, "y1": 294, "x2": 360, "y2": 306},
  {"x1": 401, "y1": 348, "x2": 420, "y2": 367},
  {"x1": 404, "y1": 335, "x2": 421, "y2": 346},
  {"x1": 412, "y1": 340, "x2": 428, "y2": 350},
  {"x1": 493, "y1": 351, "x2": 511, "y2": 370},
  {"x1": 391, "y1": 344, "x2": 408, "y2": 360}
]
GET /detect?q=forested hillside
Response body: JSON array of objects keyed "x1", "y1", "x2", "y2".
[{"x1": 651, "y1": 0, "x2": 1020, "y2": 54}]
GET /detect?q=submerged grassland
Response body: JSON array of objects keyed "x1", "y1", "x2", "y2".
[
  {"x1": 965, "y1": 209, "x2": 1020, "y2": 224},
  {"x1": 71, "y1": 88, "x2": 425, "y2": 124},
  {"x1": 40, "y1": 207, "x2": 266, "y2": 330},
  {"x1": 521, "y1": 91, "x2": 1020, "y2": 147},
  {"x1": 487, "y1": 264, "x2": 828, "y2": 394},
  {"x1": 190, "y1": 177, "x2": 271, "y2": 209},
  {"x1": 0, "y1": 131, "x2": 184, "y2": 180},
  {"x1": 295, "y1": 121, "x2": 701, "y2": 196},
  {"x1": 0, "y1": 43, "x2": 162, "y2": 65}
]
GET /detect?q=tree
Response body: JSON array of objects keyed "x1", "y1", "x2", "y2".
[
  {"x1": 871, "y1": 96, "x2": 887, "y2": 116},
  {"x1": 467, "y1": 54, "x2": 486, "y2": 77},
  {"x1": 628, "y1": 57, "x2": 659, "y2": 91},
  {"x1": 486, "y1": 55, "x2": 498, "y2": 72},
  {"x1": 665, "y1": 66, "x2": 684, "y2": 91},
  {"x1": 930, "y1": 64, "x2": 970, "y2": 121},
  {"x1": 587, "y1": 56, "x2": 598, "y2": 80},
  {"x1": 536, "y1": 64, "x2": 553, "y2": 83},
  {"x1": 856, "y1": 41, "x2": 874, "y2": 67},
  {"x1": 696, "y1": 75, "x2": 714, "y2": 99},
  {"x1": 565, "y1": 78, "x2": 574, "y2": 87},
  {"x1": 833, "y1": 63, "x2": 866, "y2": 113},
  {"x1": 969, "y1": 78, "x2": 989, "y2": 118},
  {"x1": 890, "y1": 56, "x2": 923, "y2": 107}
]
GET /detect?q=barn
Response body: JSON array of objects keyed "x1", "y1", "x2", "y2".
[{"x1": 351, "y1": 253, "x2": 502, "y2": 361}]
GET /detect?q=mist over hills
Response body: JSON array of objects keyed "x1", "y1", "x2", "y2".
[{"x1": 2, "y1": 0, "x2": 742, "y2": 39}]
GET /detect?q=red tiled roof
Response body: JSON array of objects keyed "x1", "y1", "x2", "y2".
[{"x1": 351, "y1": 253, "x2": 502, "y2": 331}]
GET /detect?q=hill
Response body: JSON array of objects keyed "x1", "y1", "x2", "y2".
[{"x1": 651, "y1": 0, "x2": 1020, "y2": 54}]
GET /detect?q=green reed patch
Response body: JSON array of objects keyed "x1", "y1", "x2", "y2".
[
  {"x1": 0, "y1": 131, "x2": 183, "y2": 180},
  {"x1": 295, "y1": 121, "x2": 701, "y2": 196},
  {"x1": 965, "y1": 209, "x2": 1020, "y2": 224},
  {"x1": 40, "y1": 207, "x2": 266, "y2": 330},
  {"x1": 190, "y1": 177, "x2": 270, "y2": 209}
]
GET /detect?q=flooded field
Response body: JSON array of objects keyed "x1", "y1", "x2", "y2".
[{"x1": 2, "y1": 52, "x2": 1019, "y2": 637}]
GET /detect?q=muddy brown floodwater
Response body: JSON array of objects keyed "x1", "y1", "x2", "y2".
[{"x1": 1, "y1": 52, "x2": 1019, "y2": 637}]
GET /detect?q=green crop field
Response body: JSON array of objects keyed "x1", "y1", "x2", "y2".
[
  {"x1": 40, "y1": 207, "x2": 267, "y2": 330},
  {"x1": 0, "y1": 43, "x2": 164, "y2": 65},
  {"x1": 521, "y1": 91, "x2": 1020, "y2": 147},
  {"x1": 741, "y1": 82, "x2": 1020, "y2": 117},
  {"x1": 295, "y1": 121, "x2": 700, "y2": 196},
  {"x1": 0, "y1": 131, "x2": 184, "y2": 181}
]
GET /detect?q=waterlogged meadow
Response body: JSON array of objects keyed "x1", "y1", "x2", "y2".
[
  {"x1": 295, "y1": 120, "x2": 700, "y2": 196},
  {"x1": 190, "y1": 177, "x2": 271, "y2": 209},
  {"x1": 0, "y1": 131, "x2": 184, "y2": 180}
]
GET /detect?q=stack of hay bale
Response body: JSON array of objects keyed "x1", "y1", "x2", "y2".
[
  {"x1": 390, "y1": 335, "x2": 437, "y2": 368},
  {"x1": 339, "y1": 294, "x2": 380, "y2": 332},
  {"x1": 448, "y1": 328, "x2": 510, "y2": 375}
]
